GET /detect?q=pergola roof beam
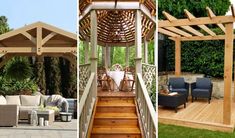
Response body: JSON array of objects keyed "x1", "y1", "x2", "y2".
[
  {"x1": 184, "y1": 9, "x2": 216, "y2": 36},
  {"x1": 164, "y1": 27, "x2": 192, "y2": 37},
  {"x1": 158, "y1": 28, "x2": 180, "y2": 37},
  {"x1": 206, "y1": 7, "x2": 226, "y2": 33},
  {"x1": 21, "y1": 32, "x2": 36, "y2": 44},
  {"x1": 162, "y1": 11, "x2": 204, "y2": 36},
  {"x1": 42, "y1": 32, "x2": 57, "y2": 46}
]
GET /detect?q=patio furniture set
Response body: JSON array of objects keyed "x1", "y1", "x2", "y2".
[
  {"x1": 0, "y1": 94, "x2": 72, "y2": 127},
  {"x1": 97, "y1": 64, "x2": 135, "y2": 92},
  {"x1": 159, "y1": 77, "x2": 213, "y2": 112}
]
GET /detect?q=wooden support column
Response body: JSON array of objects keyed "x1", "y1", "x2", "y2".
[
  {"x1": 135, "y1": 10, "x2": 142, "y2": 75},
  {"x1": 104, "y1": 45, "x2": 108, "y2": 68},
  {"x1": 175, "y1": 38, "x2": 181, "y2": 76},
  {"x1": 84, "y1": 38, "x2": 89, "y2": 64},
  {"x1": 223, "y1": 23, "x2": 233, "y2": 125},
  {"x1": 37, "y1": 26, "x2": 42, "y2": 55},
  {"x1": 144, "y1": 38, "x2": 148, "y2": 63},
  {"x1": 125, "y1": 46, "x2": 130, "y2": 67},
  {"x1": 106, "y1": 46, "x2": 111, "y2": 67},
  {"x1": 90, "y1": 10, "x2": 98, "y2": 94}
]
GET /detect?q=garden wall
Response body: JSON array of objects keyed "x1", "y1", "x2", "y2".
[{"x1": 158, "y1": 72, "x2": 234, "y2": 98}]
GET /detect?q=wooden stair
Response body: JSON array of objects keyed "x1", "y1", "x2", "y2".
[{"x1": 91, "y1": 96, "x2": 142, "y2": 138}]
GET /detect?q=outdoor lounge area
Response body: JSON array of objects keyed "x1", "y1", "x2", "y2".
[
  {"x1": 158, "y1": 5, "x2": 235, "y2": 132},
  {"x1": 0, "y1": 22, "x2": 77, "y2": 137}
]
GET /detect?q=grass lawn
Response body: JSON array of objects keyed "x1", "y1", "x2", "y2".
[{"x1": 159, "y1": 123, "x2": 235, "y2": 138}]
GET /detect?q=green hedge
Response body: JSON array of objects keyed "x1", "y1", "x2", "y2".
[{"x1": 165, "y1": 39, "x2": 229, "y2": 78}]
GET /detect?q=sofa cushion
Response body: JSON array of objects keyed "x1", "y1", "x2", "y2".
[
  {"x1": 0, "y1": 95, "x2": 6, "y2": 105},
  {"x1": 169, "y1": 78, "x2": 185, "y2": 89},
  {"x1": 19, "y1": 106, "x2": 39, "y2": 111},
  {"x1": 6, "y1": 95, "x2": 21, "y2": 105},
  {"x1": 20, "y1": 95, "x2": 41, "y2": 106}
]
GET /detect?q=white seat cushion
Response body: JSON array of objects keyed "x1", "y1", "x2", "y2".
[
  {"x1": 19, "y1": 106, "x2": 39, "y2": 111},
  {"x1": 0, "y1": 95, "x2": 6, "y2": 105},
  {"x1": 6, "y1": 95, "x2": 21, "y2": 105},
  {"x1": 20, "y1": 95, "x2": 41, "y2": 106}
]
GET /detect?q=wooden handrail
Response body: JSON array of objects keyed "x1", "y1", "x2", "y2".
[
  {"x1": 137, "y1": 73, "x2": 157, "y2": 138},
  {"x1": 79, "y1": 63, "x2": 91, "y2": 67},
  {"x1": 79, "y1": 72, "x2": 95, "y2": 116}
]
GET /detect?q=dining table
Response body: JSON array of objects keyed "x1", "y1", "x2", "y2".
[{"x1": 106, "y1": 70, "x2": 134, "y2": 91}]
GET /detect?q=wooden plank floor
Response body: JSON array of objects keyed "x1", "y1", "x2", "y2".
[
  {"x1": 159, "y1": 98, "x2": 235, "y2": 132},
  {"x1": 98, "y1": 87, "x2": 135, "y2": 97}
]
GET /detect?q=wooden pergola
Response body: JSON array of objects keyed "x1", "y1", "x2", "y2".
[
  {"x1": 79, "y1": 0, "x2": 156, "y2": 67},
  {"x1": 158, "y1": 6, "x2": 235, "y2": 126},
  {"x1": 0, "y1": 22, "x2": 77, "y2": 67},
  {"x1": 79, "y1": 0, "x2": 157, "y2": 137}
]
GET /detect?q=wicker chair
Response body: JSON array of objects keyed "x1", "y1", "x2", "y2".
[
  {"x1": 120, "y1": 67, "x2": 135, "y2": 92},
  {"x1": 0, "y1": 105, "x2": 18, "y2": 126},
  {"x1": 98, "y1": 67, "x2": 113, "y2": 91}
]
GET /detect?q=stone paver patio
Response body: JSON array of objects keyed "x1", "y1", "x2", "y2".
[{"x1": 0, "y1": 119, "x2": 77, "y2": 138}]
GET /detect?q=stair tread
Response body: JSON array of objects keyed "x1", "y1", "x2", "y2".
[
  {"x1": 92, "y1": 127, "x2": 141, "y2": 134},
  {"x1": 95, "y1": 113, "x2": 137, "y2": 119},
  {"x1": 97, "y1": 101, "x2": 135, "y2": 107}
]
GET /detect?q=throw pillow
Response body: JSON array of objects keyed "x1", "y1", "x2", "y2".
[{"x1": 0, "y1": 95, "x2": 6, "y2": 105}]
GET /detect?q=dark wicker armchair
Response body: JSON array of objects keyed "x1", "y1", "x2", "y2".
[
  {"x1": 191, "y1": 78, "x2": 213, "y2": 103},
  {"x1": 168, "y1": 77, "x2": 190, "y2": 102}
]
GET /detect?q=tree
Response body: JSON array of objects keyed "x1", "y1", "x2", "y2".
[
  {"x1": 0, "y1": 16, "x2": 10, "y2": 34},
  {"x1": 158, "y1": 0, "x2": 231, "y2": 19},
  {"x1": 35, "y1": 57, "x2": 46, "y2": 94}
]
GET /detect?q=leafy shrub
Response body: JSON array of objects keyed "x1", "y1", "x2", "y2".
[
  {"x1": 4, "y1": 57, "x2": 33, "y2": 81},
  {"x1": 0, "y1": 77, "x2": 38, "y2": 95}
]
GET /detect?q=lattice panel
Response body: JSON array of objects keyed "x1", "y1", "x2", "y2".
[
  {"x1": 142, "y1": 64, "x2": 156, "y2": 93},
  {"x1": 79, "y1": 64, "x2": 91, "y2": 91}
]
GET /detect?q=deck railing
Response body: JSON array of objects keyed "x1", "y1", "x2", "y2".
[
  {"x1": 79, "y1": 72, "x2": 96, "y2": 138},
  {"x1": 142, "y1": 63, "x2": 157, "y2": 93},
  {"x1": 136, "y1": 73, "x2": 157, "y2": 138},
  {"x1": 79, "y1": 63, "x2": 91, "y2": 92}
]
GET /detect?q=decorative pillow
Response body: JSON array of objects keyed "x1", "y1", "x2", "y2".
[
  {"x1": 0, "y1": 95, "x2": 6, "y2": 105},
  {"x1": 46, "y1": 95, "x2": 63, "y2": 107},
  {"x1": 40, "y1": 95, "x2": 50, "y2": 106},
  {"x1": 6, "y1": 95, "x2": 21, "y2": 105},
  {"x1": 20, "y1": 95, "x2": 41, "y2": 106}
]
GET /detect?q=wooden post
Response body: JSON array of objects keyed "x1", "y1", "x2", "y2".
[
  {"x1": 135, "y1": 10, "x2": 142, "y2": 75},
  {"x1": 84, "y1": 38, "x2": 89, "y2": 64},
  {"x1": 175, "y1": 38, "x2": 181, "y2": 76},
  {"x1": 144, "y1": 38, "x2": 148, "y2": 63},
  {"x1": 90, "y1": 10, "x2": 97, "y2": 94},
  {"x1": 223, "y1": 23, "x2": 233, "y2": 125},
  {"x1": 36, "y1": 26, "x2": 42, "y2": 55},
  {"x1": 105, "y1": 46, "x2": 110, "y2": 68},
  {"x1": 104, "y1": 45, "x2": 108, "y2": 68},
  {"x1": 125, "y1": 46, "x2": 130, "y2": 67}
]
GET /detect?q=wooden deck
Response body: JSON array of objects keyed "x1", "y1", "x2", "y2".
[
  {"x1": 98, "y1": 87, "x2": 135, "y2": 98},
  {"x1": 159, "y1": 98, "x2": 235, "y2": 132}
]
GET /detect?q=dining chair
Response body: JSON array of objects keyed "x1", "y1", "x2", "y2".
[
  {"x1": 98, "y1": 67, "x2": 113, "y2": 91},
  {"x1": 120, "y1": 67, "x2": 135, "y2": 92}
]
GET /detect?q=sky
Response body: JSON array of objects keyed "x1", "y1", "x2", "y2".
[{"x1": 0, "y1": 0, "x2": 77, "y2": 33}]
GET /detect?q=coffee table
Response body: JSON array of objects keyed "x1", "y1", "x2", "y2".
[{"x1": 28, "y1": 109, "x2": 55, "y2": 125}]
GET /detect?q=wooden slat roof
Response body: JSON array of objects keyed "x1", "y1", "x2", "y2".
[
  {"x1": 79, "y1": 0, "x2": 156, "y2": 46},
  {"x1": 158, "y1": 5, "x2": 235, "y2": 41}
]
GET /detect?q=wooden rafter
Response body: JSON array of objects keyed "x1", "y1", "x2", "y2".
[
  {"x1": 163, "y1": 11, "x2": 204, "y2": 36},
  {"x1": 184, "y1": 9, "x2": 216, "y2": 36},
  {"x1": 206, "y1": 7, "x2": 226, "y2": 33},
  {"x1": 42, "y1": 32, "x2": 57, "y2": 46},
  {"x1": 158, "y1": 28, "x2": 180, "y2": 37},
  {"x1": 21, "y1": 31, "x2": 36, "y2": 44}
]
